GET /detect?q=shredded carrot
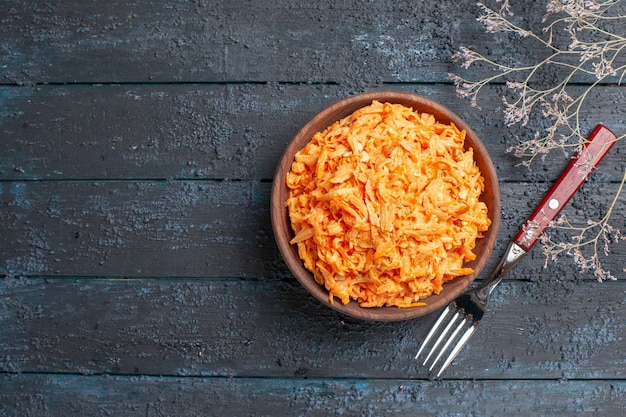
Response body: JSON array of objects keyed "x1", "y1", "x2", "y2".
[{"x1": 285, "y1": 101, "x2": 491, "y2": 308}]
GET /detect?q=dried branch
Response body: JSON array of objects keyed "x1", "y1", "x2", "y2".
[{"x1": 452, "y1": 0, "x2": 626, "y2": 278}]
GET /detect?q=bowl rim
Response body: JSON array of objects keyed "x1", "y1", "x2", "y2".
[{"x1": 271, "y1": 90, "x2": 501, "y2": 321}]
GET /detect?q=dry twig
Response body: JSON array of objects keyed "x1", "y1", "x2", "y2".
[{"x1": 451, "y1": 0, "x2": 626, "y2": 279}]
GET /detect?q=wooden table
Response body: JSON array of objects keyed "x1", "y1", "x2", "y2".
[{"x1": 1, "y1": 1, "x2": 625, "y2": 415}]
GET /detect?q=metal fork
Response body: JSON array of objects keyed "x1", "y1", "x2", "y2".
[{"x1": 415, "y1": 124, "x2": 617, "y2": 378}]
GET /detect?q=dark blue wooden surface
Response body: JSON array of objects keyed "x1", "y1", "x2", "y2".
[{"x1": 1, "y1": 1, "x2": 625, "y2": 415}]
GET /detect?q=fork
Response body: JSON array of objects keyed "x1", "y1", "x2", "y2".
[{"x1": 415, "y1": 124, "x2": 617, "y2": 378}]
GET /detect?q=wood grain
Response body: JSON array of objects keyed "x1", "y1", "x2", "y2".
[
  {"x1": 1, "y1": 180, "x2": 623, "y2": 279},
  {"x1": 1, "y1": 84, "x2": 625, "y2": 182},
  {"x1": 0, "y1": 180, "x2": 273, "y2": 278},
  {"x1": 2, "y1": 0, "x2": 626, "y2": 414},
  {"x1": 1, "y1": 374, "x2": 625, "y2": 416},
  {"x1": 0, "y1": 1, "x2": 546, "y2": 86},
  {"x1": 1, "y1": 277, "x2": 625, "y2": 379}
]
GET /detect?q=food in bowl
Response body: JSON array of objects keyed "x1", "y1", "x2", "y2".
[{"x1": 284, "y1": 100, "x2": 491, "y2": 308}]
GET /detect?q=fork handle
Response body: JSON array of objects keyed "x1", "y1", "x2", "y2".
[{"x1": 512, "y1": 125, "x2": 617, "y2": 252}]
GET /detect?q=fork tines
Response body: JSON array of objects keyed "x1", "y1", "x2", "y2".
[{"x1": 415, "y1": 304, "x2": 478, "y2": 378}]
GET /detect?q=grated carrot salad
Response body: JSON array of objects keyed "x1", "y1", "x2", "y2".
[{"x1": 285, "y1": 101, "x2": 491, "y2": 308}]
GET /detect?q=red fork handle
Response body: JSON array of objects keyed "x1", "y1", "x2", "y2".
[{"x1": 513, "y1": 124, "x2": 617, "y2": 252}]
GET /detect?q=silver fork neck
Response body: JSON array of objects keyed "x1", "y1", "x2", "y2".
[{"x1": 476, "y1": 241, "x2": 527, "y2": 298}]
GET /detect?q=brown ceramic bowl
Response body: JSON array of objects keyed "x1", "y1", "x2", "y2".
[{"x1": 271, "y1": 91, "x2": 500, "y2": 321}]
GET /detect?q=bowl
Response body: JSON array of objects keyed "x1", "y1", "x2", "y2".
[{"x1": 271, "y1": 91, "x2": 500, "y2": 321}]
